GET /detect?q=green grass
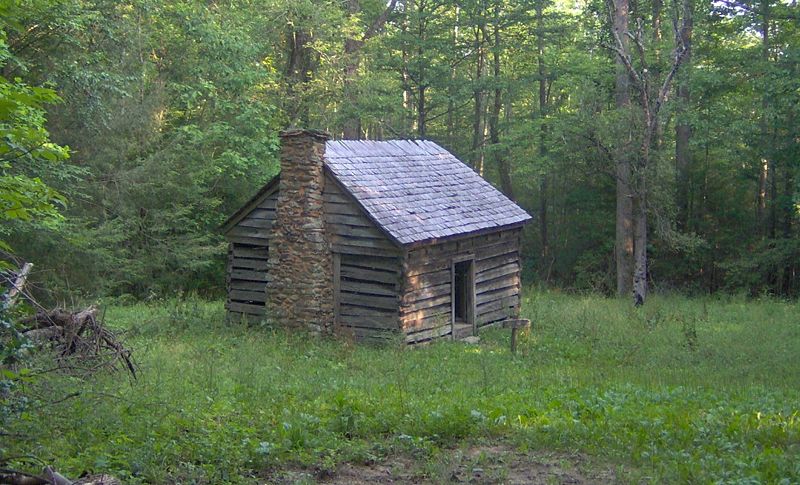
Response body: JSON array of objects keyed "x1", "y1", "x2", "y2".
[{"x1": 4, "y1": 290, "x2": 799, "y2": 483}]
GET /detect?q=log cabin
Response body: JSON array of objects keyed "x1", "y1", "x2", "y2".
[{"x1": 221, "y1": 129, "x2": 532, "y2": 344}]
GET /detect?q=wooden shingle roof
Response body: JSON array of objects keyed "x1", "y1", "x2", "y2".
[{"x1": 324, "y1": 140, "x2": 531, "y2": 246}]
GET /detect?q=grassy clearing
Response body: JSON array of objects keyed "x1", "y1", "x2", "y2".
[{"x1": 5, "y1": 290, "x2": 799, "y2": 483}]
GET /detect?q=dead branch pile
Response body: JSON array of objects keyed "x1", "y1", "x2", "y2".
[{"x1": 19, "y1": 307, "x2": 136, "y2": 379}]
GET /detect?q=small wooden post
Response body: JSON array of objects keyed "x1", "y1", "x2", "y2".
[{"x1": 501, "y1": 318, "x2": 530, "y2": 354}]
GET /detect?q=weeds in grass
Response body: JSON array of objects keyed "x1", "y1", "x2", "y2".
[{"x1": 3, "y1": 291, "x2": 799, "y2": 483}]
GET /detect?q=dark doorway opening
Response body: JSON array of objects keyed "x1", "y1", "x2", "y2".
[{"x1": 452, "y1": 258, "x2": 475, "y2": 337}]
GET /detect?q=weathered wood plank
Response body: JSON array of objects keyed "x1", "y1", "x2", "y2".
[
  {"x1": 477, "y1": 295, "x2": 520, "y2": 314},
  {"x1": 257, "y1": 197, "x2": 277, "y2": 210},
  {"x1": 238, "y1": 218, "x2": 275, "y2": 230},
  {"x1": 230, "y1": 289, "x2": 267, "y2": 302},
  {"x1": 476, "y1": 273, "x2": 518, "y2": 294},
  {"x1": 322, "y1": 192, "x2": 351, "y2": 204},
  {"x1": 228, "y1": 235, "x2": 270, "y2": 246},
  {"x1": 329, "y1": 234, "x2": 397, "y2": 250},
  {"x1": 476, "y1": 252, "x2": 519, "y2": 272},
  {"x1": 333, "y1": 252, "x2": 341, "y2": 326},
  {"x1": 230, "y1": 269, "x2": 270, "y2": 282},
  {"x1": 325, "y1": 213, "x2": 374, "y2": 227},
  {"x1": 342, "y1": 255, "x2": 400, "y2": 272},
  {"x1": 399, "y1": 302, "x2": 451, "y2": 322},
  {"x1": 475, "y1": 240, "x2": 519, "y2": 261},
  {"x1": 477, "y1": 308, "x2": 515, "y2": 326},
  {"x1": 231, "y1": 258, "x2": 269, "y2": 270},
  {"x1": 230, "y1": 280, "x2": 268, "y2": 291},
  {"x1": 406, "y1": 269, "x2": 451, "y2": 288},
  {"x1": 401, "y1": 312, "x2": 451, "y2": 332},
  {"x1": 477, "y1": 285, "x2": 518, "y2": 305},
  {"x1": 405, "y1": 229, "x2": 518, "y2": 263},
  {"x1": 338, "y1": 314, "x2": 399, "y2": 330},
  {"x1": 476, "y1": 262, "x2": 519, "y2": 284},
  {"x1": 232, "y1": 246, "x2": 269, "y2": 259},
  {"x1": 324, "y1": 201, "x2": 363, "y2": 216},
  {"x1": 340, "y1": 292, "x2": 398, "y2": 310},
  {"x1": 400, "y1": 293, "x2": 451, "y2": 313},
  {"x1": 227, "y1": 301, "x2": 266, "y2": 315},
  {"x1": 244, "y1": 208, "x2": 276, "y2": 220},
  {"x1": 340, "y1": 304, "x2": 398, "y2": 317},
  {"x1": 228, "y1": 226, "x2": 271, "y2": 240},
  {"x1": 401, "y1": 281, "x2": 450, "y2": 303},
  {"x1": 341, "y1": 265, "x2": 400, "y2": 285},
  {"x1": 405, "y1": 324, "x2": 451, "y2": 343},
  {"x1": 327, "y1": 223, "x2": 386, "y2": 239},
  {"x1": 341, "y1": 279, "x2": 397, "y2": 297},
  {"x1": 404, "y1": 259, "x2": 450, "y2": 278},
  {"x1": 332, "y1": 243, "x2": 400, "y2": 257},
  {"x1": 337, "y1": 325, "x2": 398, "y2": 342}
]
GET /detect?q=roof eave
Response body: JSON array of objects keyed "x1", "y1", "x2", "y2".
[{"x1": 401, "y1": 217, "x2": 532, "y2": 249}]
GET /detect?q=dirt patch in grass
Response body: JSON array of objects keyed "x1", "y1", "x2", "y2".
[{"x1": 268, "y1": 444, "x2": 618, "y2": 484}]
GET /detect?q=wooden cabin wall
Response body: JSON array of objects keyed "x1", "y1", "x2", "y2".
[
  {"x1": 323, "y1": 176, "x2": 402, "y2": 342},
  {"x1": 225, "y1": 189, "x2": 278, "y2": 322},
  {"x1": 400, "y1": 228, "x2": 522, "y2": 343}
]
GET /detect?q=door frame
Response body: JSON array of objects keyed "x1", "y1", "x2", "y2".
[{"x1": 451, "y1": 254, "x2": 476, "y2": 337}]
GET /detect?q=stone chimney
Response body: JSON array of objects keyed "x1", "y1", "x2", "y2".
[{"x1": 266, "y1": 129, "x2": 334, "y2": 332}]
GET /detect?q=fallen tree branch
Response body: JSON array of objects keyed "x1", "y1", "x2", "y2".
[
  {"x1": 20, "y1": 307, "x2": 136, "y2": 379},
  {"x1": 2, "y1": 263, "x2": 32, "y2": 309}
]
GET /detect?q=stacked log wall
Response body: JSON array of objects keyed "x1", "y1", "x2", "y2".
[
  {"x1": 400, "y1": 228, "x2": 522, "y2": 343},
  {"x1": 225, "y1": 190, "x2": 277, "y2": 322},
  {"x1": 323, "y1": 176, "x2": 402, "y2": 342}
]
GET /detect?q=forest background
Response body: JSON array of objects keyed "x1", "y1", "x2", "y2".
[{"x1": 2, "y1": 0, "x2": 798, "y2": 304}]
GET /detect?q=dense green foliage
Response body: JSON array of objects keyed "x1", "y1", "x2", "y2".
[
  {"x1": 4, "y1": 291, "x2": 798, "y2": 482},
  {"x1": 0, "y1": 0, "x2": 795, "y2": 300}
]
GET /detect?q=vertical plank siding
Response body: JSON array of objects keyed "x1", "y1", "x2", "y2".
[
  {"x1": 400, "y1": 228, "x2": 522, "y2": 343},
  {"x1": 324, "y1": 176, "x2": 402, "y2": 342},
  {"x1": 225, "y1": 190, "x2": 277, "y2": 322}
]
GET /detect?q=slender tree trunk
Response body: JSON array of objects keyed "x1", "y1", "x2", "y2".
[
  {"x1": 343, "y1": 38, "x2": 362, "y2": 139},
  {"x1": 285, "y1": 27, "x2": 315, "y2": 125},
  {"x1": 675, "y1": 0, "x2": 693, "y2": 230},
  {"x1": 613, "y1": 0, "x2": 634, "y2": 297},
  {"x1": 757, "y1": 0, "x2": 771, "y2": 236},
  {"x1": 632, "y1": 188, "x2": 648, "y2": 305},
  {"x1": 489, "y1": 4, "x2": 513, "y2": 199},
  {"x1": 447, "y1": 6, "x2": 460, "y2": 147},
  {"x1": 536, "y1": 0, "x2": 550, "y2": 268},
  {"x1": 342, "y1": 0, "x2": 398, "y2": 139},
  {"x1": 416, "y1": 1, "x2": 427, "y2": 138},
  {"x1": 342, "y1": 0, "x2": 362, "y2": 139},
  {"x1": 471, "y1": 12, "x2": 488, "y2": 172}
]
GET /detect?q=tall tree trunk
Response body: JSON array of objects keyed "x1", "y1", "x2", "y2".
[
  {"x1": 675, "y1": 0, "x2": 693, "y2": 231},
  {"x1": 343, "y1": 37, "x2": 362, "y2": 139},
  {"x1": 757, "y1": 0, "x2": 771, "y2": 237},
  {"x1": 536, "y1": 0, "x2": 550, "y2": 269},
  {"x1": 342, "y1": 0, "x2": 398, "y2": 139},
  {"x1": 285, "y1": 27, "x2": 315, "y2": 125},
  {"x1": 632, "y1": 189, "x2": 648, "y2": 305},
  {"x1": 471, "y1": 12, "x2": 488, "y2": 173},
  {"x1": 447, "y1": 6, "x2": 460, "y2": 147},
  {"x1": 489, "y1": 4, "x2": 513, "y2": 199},
  {"x1": 613, "y1": 0, "x2": 634, "y2": 297},
  {"x1": 416, "y1": 1, "x2": 427, "y2": 138}
]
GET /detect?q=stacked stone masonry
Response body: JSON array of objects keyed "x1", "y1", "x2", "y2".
[{"x1": 265, "y1": 130, "x2": 335, "y2": 332}]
